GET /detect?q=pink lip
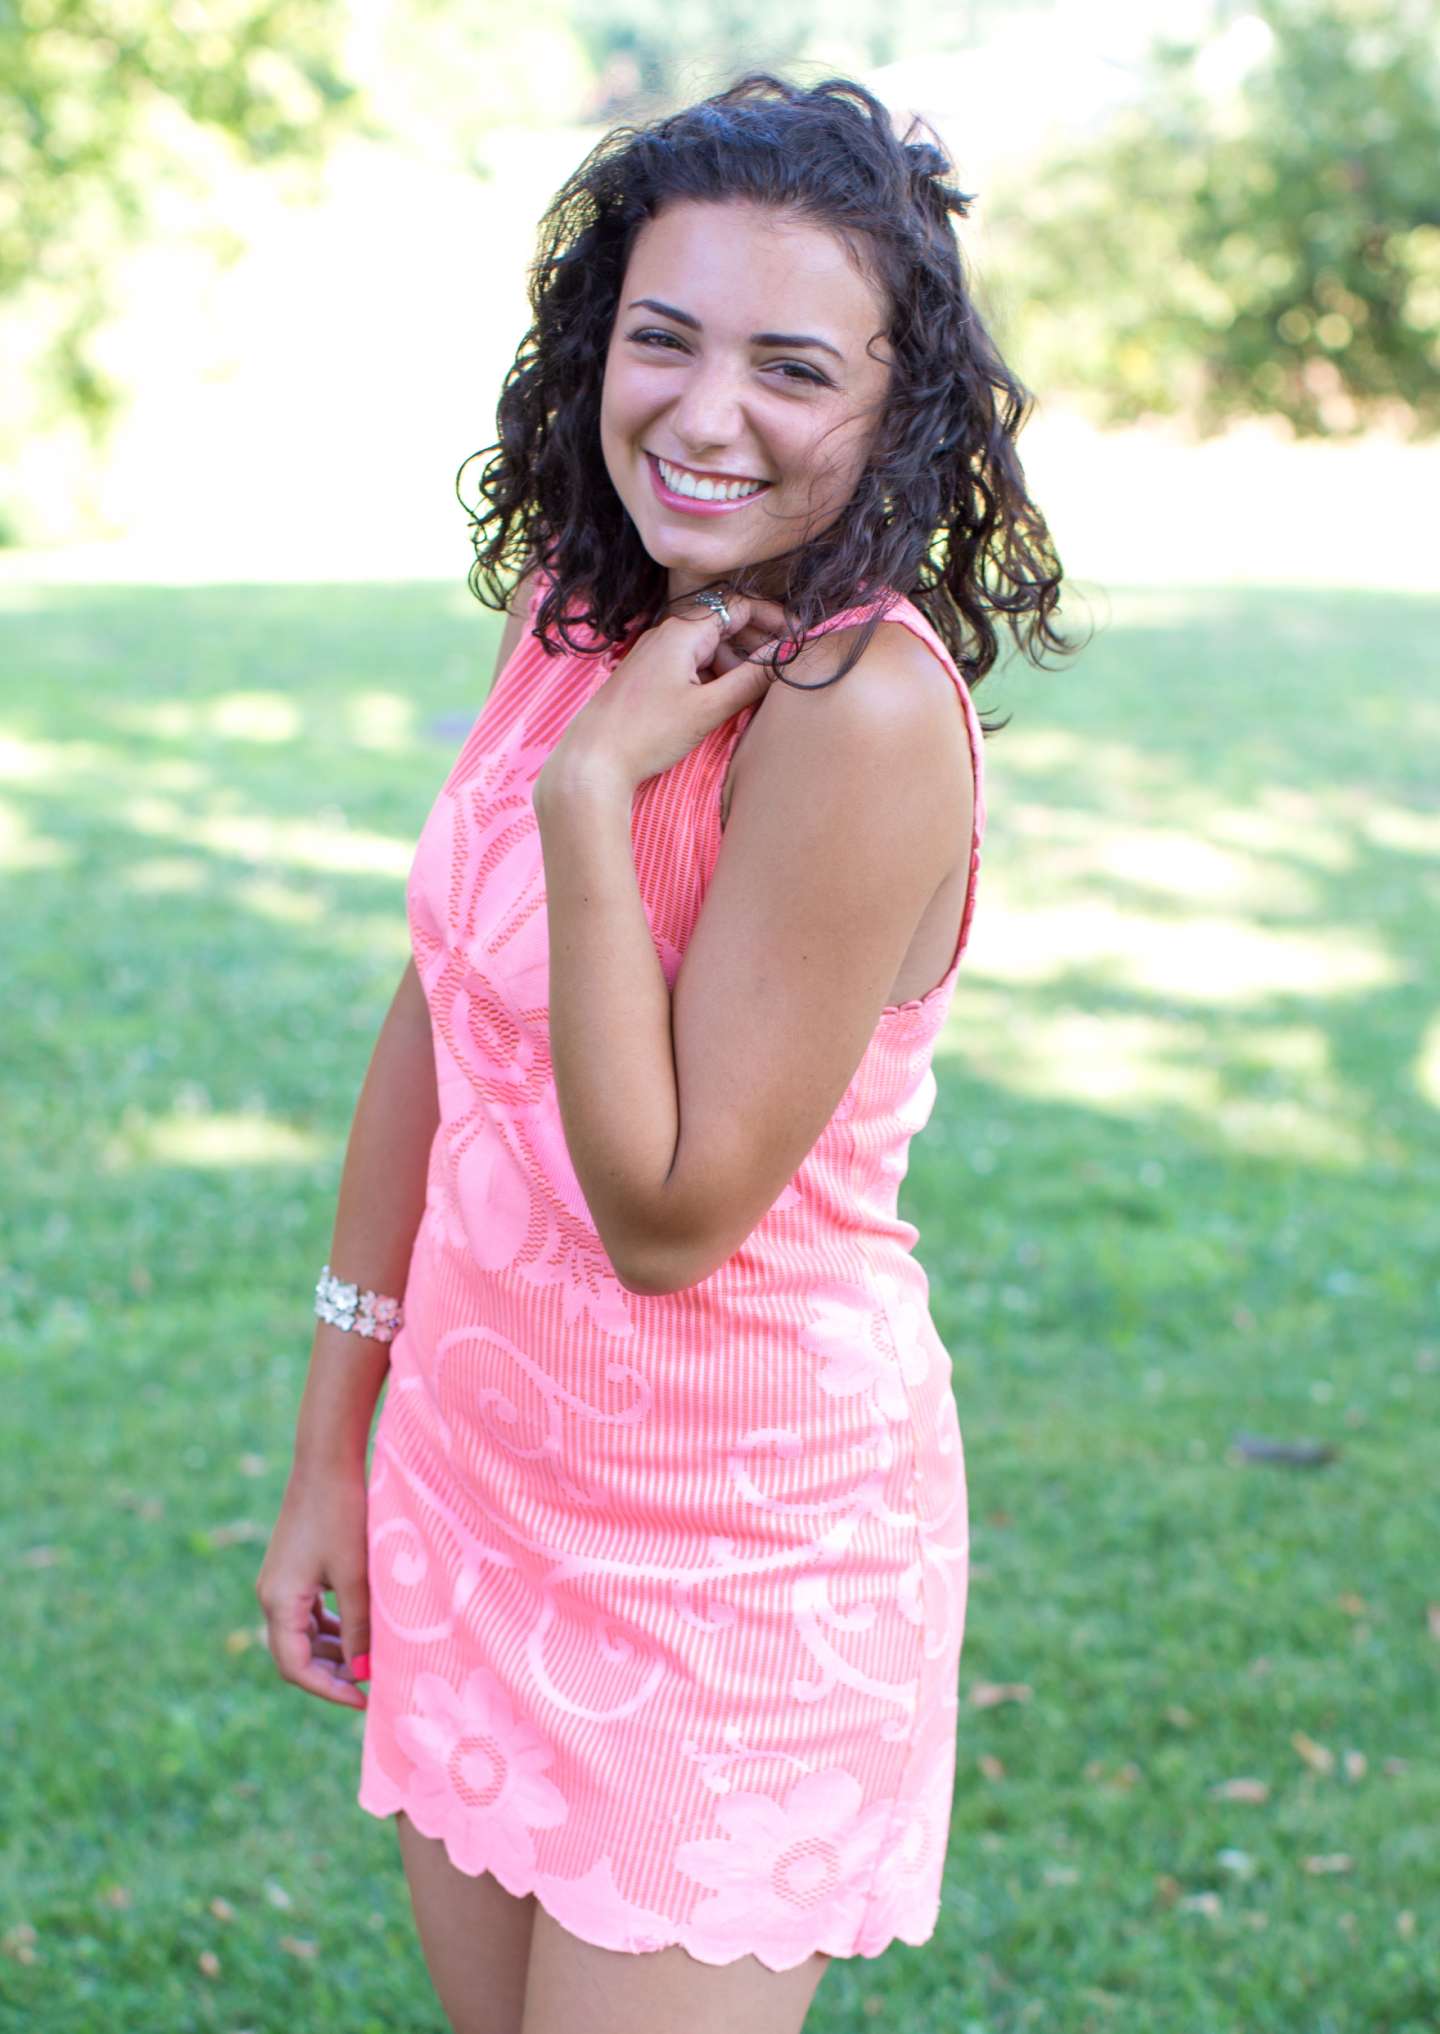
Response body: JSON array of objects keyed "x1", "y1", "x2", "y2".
[{"x1": 645, "y1": 452, "x2": 772, "y2": 517}]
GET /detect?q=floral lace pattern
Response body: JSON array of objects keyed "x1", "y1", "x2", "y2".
[{"x1": 357, "y1": 579, "x2": 986, "y2": 1971}]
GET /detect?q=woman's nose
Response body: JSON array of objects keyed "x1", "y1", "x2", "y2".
[{"x1": 665, "y1": 373, "x2": 752, "y2": 453}]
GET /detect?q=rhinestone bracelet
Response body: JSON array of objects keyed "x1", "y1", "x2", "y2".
[{"x1": 314, "y1": 1263, "x2": 404, "y2": 1343}]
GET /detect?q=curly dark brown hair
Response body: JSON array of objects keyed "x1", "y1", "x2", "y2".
[{"x1": 460, "y1": 69, "x2": 1074, "y2": 730}]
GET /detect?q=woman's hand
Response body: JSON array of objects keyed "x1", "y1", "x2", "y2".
[
  {"x1": 536, "y1": 591, "x2": 792, "y2": 798},
  {"x1": 255, "y1": 1457, "x2": 371, "y2": 1712}
]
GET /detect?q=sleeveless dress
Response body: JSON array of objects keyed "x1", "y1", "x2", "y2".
[{"x1": 357, "y1": 571, "x2": 988, "y2": 1972}]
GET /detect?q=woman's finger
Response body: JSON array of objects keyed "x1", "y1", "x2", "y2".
[
  {"x1": 264, "y1": 1591, "x2": 368, "y2": 1711},
  {"x1": 706, "y1": 639, "x2": 746, "y2": 677},
  {"x1": 709, "y1": 633, "x2": 781, "y2": 678}
]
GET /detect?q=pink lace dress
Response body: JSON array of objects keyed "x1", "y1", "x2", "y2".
[{"x1": 357, "y1": 572, "x2": 987, "y2": 1971}]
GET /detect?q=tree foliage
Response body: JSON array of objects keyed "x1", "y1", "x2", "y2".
[
  {"x1": 990, "y1": 0, "x2": 1440, "y2": 437},
  {"x1": 2, "y1": 0, "x2": 363, "y2": 433}
]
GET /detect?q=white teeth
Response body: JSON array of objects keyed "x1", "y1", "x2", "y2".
[{"x1": 657, "y1": 457, "x2": 766, "y2": 503}]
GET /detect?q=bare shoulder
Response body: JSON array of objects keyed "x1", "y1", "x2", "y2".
[
  {"x1": 725, "y1": 612, "x2": 973, "y2": 867},
  {"x1": 776, "y1": 613, "x2": 968, "y2": 735}
]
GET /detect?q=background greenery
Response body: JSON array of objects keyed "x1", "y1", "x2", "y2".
[
  {"x1": 987, "y1": 0, "x2": 1440, "y2": 437},
  {"x1": 5, "y1": 0, "x2": 1438, "y2": 510},
  {"x1": 2, "y1": 579, "x2": 1436, "y2": 2030}
]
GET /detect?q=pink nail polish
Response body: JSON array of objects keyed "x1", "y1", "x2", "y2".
[{"x1": 351, "y1": 1653, "x2": 371, "y2": 1682}]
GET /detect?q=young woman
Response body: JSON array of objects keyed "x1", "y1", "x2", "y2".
[{"x1": 258, "y1": 69, "x2": 1068, "y2": 2034}]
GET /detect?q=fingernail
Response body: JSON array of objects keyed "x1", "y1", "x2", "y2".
[{"x1": 350, "y1": 1653, "x2": 371, "y2": 1682}]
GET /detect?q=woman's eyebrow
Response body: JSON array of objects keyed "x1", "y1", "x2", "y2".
[{"x1": 626, "y1": 297, "x2": 844, "y2": 362}]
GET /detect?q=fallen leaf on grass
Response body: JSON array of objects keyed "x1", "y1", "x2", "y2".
[
  {"x1": 977, "y1": 1754, "x2": 1006, "y2": 1782},
  {"x1": 1, "y1": 1923, "x2": 38, "y2": 1965},
  {"x1": 1428, "y1": 1605, "x2": 1440, "y2": 1642},
  {"x1": 1230, "y1": 1432, "x2": 1337, "y2": 1469},
  {"x1": 204, "y1": 1520, "x2": 266, "y2": 1549},
  {"x1": 1217, "y1": 1849, "x2": 1256, "y2": 1877},
  {"x1": 278, "y1": 1935, "x2": 319, "y2": 1958},
  {"x1": 1154, "y1": 1874, "x2": 1181, "y2": 1907},
  {"x1": 1042, "y1": 1864, "x2": 1080, "y2": 1887},
  {"x1": 264, "y1": 1882, "x2": 292, "y2": 1910},
  {"x1": 1291, "y1": 1731, "x2": 1335, "y2": 1774},
  {"x1": 1179, "y1": 1891, "x2": 1222, "y2": 1917},
  {"x1": 99, "y1": 1886, "x2": 132, "y2": 1909},
  {"x1": 1302, "y1": 1853, "x2": 1353, "y2": 1875},
  {"x1": 1211, "y1": 1777, "x2": 1270, "y2": 1803},
  {"x1": 969, "y1": 1680, "x2": 1032, "y2": 1708},
  {"x1": 197, "y1": 1950, "x2": 221, "y2": 1978},
  {"x1": 1085, "y1": 1759, "x2": 1143, "y2": 1789},
  {"x1": 209, "y1": 1897, "x2": 236, "y2": 1922},
  {"x1": 114, "y1": 1493, "x2": 164, "y2": 1521},
  {"x1": 1343, "y1": 1750, "x2": 1367, "y2": 1781},
  {"x1": 1336, "y1": 1593, "x2": 1368, "y2": 1617},
  {"x1": 1164, "y1": 1705, "x2": 1195, "y2": 1729},
  {"x1": 1398, "y1": 1911, "x2": 1416, "y2": 1938}
]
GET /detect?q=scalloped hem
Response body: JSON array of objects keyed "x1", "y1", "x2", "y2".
[{"x1": 356, "y1": 1778, "x2": 941, "y2": 1974}]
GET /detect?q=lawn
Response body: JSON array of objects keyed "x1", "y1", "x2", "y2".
[{"x1": 1, "y1": 578, "x2": 1436, "y2": 2033}]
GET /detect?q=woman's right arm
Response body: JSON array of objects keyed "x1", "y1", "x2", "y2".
[
  {"x1": 255, "y1": 954, "x2": 440, "y2": 1707},
  {"x1": 291, "y1": 953, "x2": 439, "y2": 1474}
]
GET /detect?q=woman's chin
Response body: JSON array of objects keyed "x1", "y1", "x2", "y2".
[{"x1": 639, "y1": 529, "x2": 760, "y2": 577}]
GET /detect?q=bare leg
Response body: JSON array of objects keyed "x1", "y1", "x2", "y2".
[
  {"x1": 394, "y1": 1810, "x2": 539, "y2": 2034},
  {"x1": 520, "y1": 1901, "x2": 830, "y2": 2034}
]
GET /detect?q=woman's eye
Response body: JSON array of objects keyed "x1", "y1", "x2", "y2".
[{"x1": 627, "y1": 329, "x2": 826, "y2": 386}]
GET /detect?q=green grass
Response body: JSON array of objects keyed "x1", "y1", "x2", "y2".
[{"x1": 1, "y1": 579, "x2": 1437, "y2": 2033}]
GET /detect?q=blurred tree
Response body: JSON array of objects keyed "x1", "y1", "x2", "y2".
[
  {"x1": 990, "y1": 0, "x2": 1440, "y2": 437},
  {"x1": 357, "y1": 0, "x2": 592, "y2": 161},
  {"x1": 569, "y1": 0, "x2": 992, "y2": 115},
  {"x1": 573, "y1": 0, "x2": 877, "y2": 108},
  {"x1": 1, "y1": 0, "x2": 363, "y2": 440}
]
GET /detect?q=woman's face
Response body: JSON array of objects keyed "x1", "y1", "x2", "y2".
[{"x1": 599, "y1": 197, "x2": 893, "y2": 609}]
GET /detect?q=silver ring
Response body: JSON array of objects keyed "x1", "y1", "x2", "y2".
[{"x1": 692, "y1": 588, "x2": 731, "y2": 630}]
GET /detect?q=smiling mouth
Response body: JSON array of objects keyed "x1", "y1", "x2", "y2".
[{"x1": 647, "y1": 452, "x2": 773, "y2": 500}]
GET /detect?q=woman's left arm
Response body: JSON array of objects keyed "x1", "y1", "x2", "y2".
[
  {"x1": 533, "y1": 615, "x2": 969, "y2": 1296},
  {"x1": 532, "y1": 754, "x2": 686, "y2": 1288}
]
